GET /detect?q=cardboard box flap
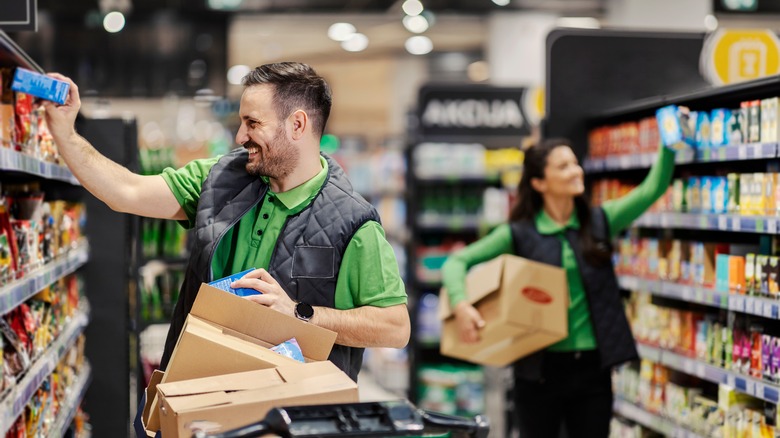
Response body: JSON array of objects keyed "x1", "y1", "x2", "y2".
[
  {"x1": 274, "y1": 360, "x2": 343, "y2": 383},
  {"x1": 438, "y1": 256, "x2": 505, "y2": 320},
  {"x1": 191, "y1": 284, "x2": 337, "y2": 361},
  {"x1": 142, "y1": 369, "x2": 166, "y2": 435},
  {"x1": 162, "y1": 391, "x2": 235, "y2": 412},
  {"x1": 157, "y1": 367, "x2": 289, "y2": 397}
]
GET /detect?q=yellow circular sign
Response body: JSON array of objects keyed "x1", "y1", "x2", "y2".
[
  {"x1": 522, "y1": 86, "x2": 545, "y2": 126},
  {"x1": 704, "y1": 29, "x2": 780, "y2": 85}
]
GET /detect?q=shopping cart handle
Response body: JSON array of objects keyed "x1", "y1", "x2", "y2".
[{"x1": 193, "y1": 399, "x2": 489, "y2": 438}]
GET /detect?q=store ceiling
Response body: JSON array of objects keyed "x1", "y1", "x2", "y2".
[{"x1": 37, "y1": 0, "x2": 606, "y2": 18}]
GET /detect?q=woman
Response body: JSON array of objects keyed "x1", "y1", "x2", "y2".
[{"x1": 441, "y1": 137, "x2": 676, "y2": 437}]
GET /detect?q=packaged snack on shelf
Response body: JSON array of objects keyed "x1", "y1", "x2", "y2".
[
  {"x1": 696, "y1": 110, "x2": 711, "y2": 148},
  {"x1": 656, "y1": 105, "x2": 695, "y2": 149},
  {"x1": 746, "y1": 253, "x2": 756, "y2": 294},
  {"x1": 761, "y1": 97, "x2": 779, "y2": 143},
  {"x1": 710, "y1": 108, "x2": 729, "y2": 147},
  {"x1": 749, "y1": 100, "x2": 761, "y2": 143},
  {"x1": 727, "y1": 173, "x2": 740, "y2": 213}
]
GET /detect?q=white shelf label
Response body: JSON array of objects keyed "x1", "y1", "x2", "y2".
[
  {"x1": 739, "y1": 145, "x2": 748, "y2": 160},
  {"x1": 733, "y1": 217, "x2": 742, "y2": 232},
  {"x1": 769, "y1": 219, "x2": 778, "y2": 234},
  {"x1": 682, "y1": 287, "x2": 693, "y2": 301},
  {"x1": 755, "y1": 300, "x2": 764, "y2": 316},
  {"x1": 754, "y1": 143, "x2": 763, "y2": 157},
  {"x1": 764, "y1": 303, "x2": 775, "y2": 319},
  {"x1": 718, "y1": 216, "x2": 728, "y2": 231},
  {"x1": 746, "y1": 297, "x2": 756, "y2": 314}
]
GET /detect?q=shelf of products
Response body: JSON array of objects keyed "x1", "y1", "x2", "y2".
[
  {"x1": 0, "y1": 302, "x2": 89, "y2": 434},
  {"x1": 633, "y1": 212, "x2": 780, "y2": 234},
  {"x1": 582, "y1": 70, "x2": 780, "y2": 433},
  {"x1": 636, "y1": 343, "x2": 780, "y2": 404},
  {"x1": 618, "y1": 275, "x2": 780, "y2": 318},
  {"x1": 0, "y1": 240, "x2": 88, "y2": 316},
  {"x1": 613, "y1": 398, "x2": 706, "y2": 438},
  {"x1": 46, "y1": 362, "x2": 91, "y2": 438},
  {"x1": 585, "y1": 142, "x2": 777, "y2": 172},
  {"x1": 0, "y1": 30, "x2": 94, "y2": 436}
]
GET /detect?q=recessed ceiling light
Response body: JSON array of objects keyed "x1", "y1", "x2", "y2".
[
  {"x1": 402, "y1": 0, "x2": 424, "y2": 16},
  {"x1": 492, "y1": 0, "x2": 510, "y2": 5},
  {"x1": 103, "y1": 11, "x2": 126, "y2": 33},
  {"x1": 405, "y1": 36, "x2": 433, "y2": 55},
  {"x1": 227, "y1": 65, "x2": 251, "y2": 85},
  {"x1": 341, "y1": 33, "x2": 369, "y2": 52},
  {"x1": 328, "y1": 22, "x2": 357, "y2": 42},
  {"x1": 403, "y1": 15, "x2": 429, "y2": 34}
]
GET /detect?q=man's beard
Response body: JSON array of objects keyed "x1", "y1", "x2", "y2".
[{"x1": 244, "y1": 127, "x2": 299, "y2": 180}]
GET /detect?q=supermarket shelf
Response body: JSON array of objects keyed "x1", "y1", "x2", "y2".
[
  {"x1": 613, "y1": 398, "x2": 706, "y2": 438},
  {"x1": 618, "y1": 276, "x2": 731, "y2": 310},
  {"x1": 417, "y1": 216, "x2": 482, "y2": 232},
  {"x1": 584, "y1": 143, "x2": 777, "y2": 173},
  {"x1": 413, "y1": 174, "x2": 501, "y2": 184},
  {"x1": 633, "y1": 212, "x2": 779, "y2": 234},
  {"x1": 594, "y1": 74, "x2": 780, "y2": 122},
  {"x1": 0, "y1": 240, "x2": 90, "y2": 316},
  {"x1": 0, "y1": 304, "x2": 90, "y2": 434},
  {"x1": 0, "y1": 147, "x2": 80, "y2": 185},
  {"x1": 636, "y1": 343, "x2": 780, "y2": 404},
  {"x1": 584, "y1": 148, "x2": 695, "y2": 172},
  {"x1": 46, "y1": 362, "x2": 91, "y2": 438},
  {"x1": 0, "y1": 30, "x2": 42, "y2": 72}
]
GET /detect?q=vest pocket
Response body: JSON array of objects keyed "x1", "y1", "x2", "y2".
[{"x1": 292, "y1": 245, "x2": 335, "y2": 278}]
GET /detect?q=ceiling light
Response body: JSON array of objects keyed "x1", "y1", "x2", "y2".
[
  {"x1": 341, "y1": 33, "x2": 369, "y2": 52},
  {"x1": 402, "y1": 15, "x2": 429, "y2": 34},
  {"x1": 402, "y1": 0, "x2": 424, "y2": 16},
  {"x1": 103, "y1": 11, "x2": 126, "y2": 33},
  {"x1": 405, "y1": 36, "x2": 433, "y2": 55},
  {"x1": 492, "y1": 0, "x2": 510, "y2": 5},
  {"x1": 328, "y1": 22, "x2": 357, "y2": 42},
  {"x1": 227, "y1": 65, "x2": 251, "y2": 85}
]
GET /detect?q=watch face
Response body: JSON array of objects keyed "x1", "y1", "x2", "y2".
[{"x1": 296, "y1": 302, "x2": 314, "y2": 320}]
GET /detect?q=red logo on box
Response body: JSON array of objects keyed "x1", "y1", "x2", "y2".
[{"x1": 521, "y1": 287, "x2": 552, "y2": 304}]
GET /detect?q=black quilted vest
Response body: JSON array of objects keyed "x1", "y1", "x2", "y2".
[
  {"x1": 159, "y1": 149, "x2": 380, "y2": 381},
  {"x1": 509, "y1": 207, "x2": 638, "y2": 381}
]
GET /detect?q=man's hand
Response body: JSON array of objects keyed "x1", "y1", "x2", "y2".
[
  {"x1": 231, "y1": 268, "x2": 296, "y2": 317},
  {"x1": 453, "y1": 301, "x2": 485, "y2": 344},
  {"x1": 41, "y1": 73, "x2": 80, "y2": 143}
]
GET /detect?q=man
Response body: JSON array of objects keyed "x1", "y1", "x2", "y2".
[{"x1": 43, "y1": 62, "x2": 410, "y2": 382}]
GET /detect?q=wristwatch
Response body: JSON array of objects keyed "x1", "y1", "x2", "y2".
[{"x1": 294, "y1": 301, "x2": 314, "y2": 322}]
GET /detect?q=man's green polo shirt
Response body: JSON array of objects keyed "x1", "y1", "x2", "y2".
[{"x1": 161, "y1": 155, "x2": 407, "y2": 310}]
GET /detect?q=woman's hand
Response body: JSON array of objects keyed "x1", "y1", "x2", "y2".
[{"x1": 453, "y1": 301, "x2": 485, "y2": 343}]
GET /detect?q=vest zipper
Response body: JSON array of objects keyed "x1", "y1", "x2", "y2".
[{"x1": 207, "y1": 186, "x2": 267, "y2": 280}]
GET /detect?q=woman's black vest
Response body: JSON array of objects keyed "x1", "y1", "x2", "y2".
[
  {"x1": 510, "y1": 208, "x2": 638, "y2": 381},
  {"x1": 158, "y1": 149, "x2": 380, "y2": 381}
]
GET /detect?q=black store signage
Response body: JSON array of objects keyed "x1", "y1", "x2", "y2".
[
  {"x1": 0, "y1": 0, "x2": 37, "y2": 31},
  {"x1": 418, "y1": 85, "x2": 530, "y2": 137}
]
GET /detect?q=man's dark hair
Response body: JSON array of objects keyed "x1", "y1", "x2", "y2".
[{"x1": 242, "y1": 62, "x2": 332, "y2": 137}]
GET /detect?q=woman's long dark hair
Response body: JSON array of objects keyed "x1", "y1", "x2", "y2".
[{"x1": 509, "y1": 138, "x2": 611, "y2": 265}]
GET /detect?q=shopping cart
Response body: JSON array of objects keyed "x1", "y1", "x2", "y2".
[{"x1": 192, "y1": 399, "x2": 489, "y2": 438}]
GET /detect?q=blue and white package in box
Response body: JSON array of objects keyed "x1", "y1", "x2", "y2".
[
  {"x1": 10, "y1": 68, "x2": 70, "y2": 105},
  {"x1": 208, "y1": 268, "x2": 261, "y2": 297}
]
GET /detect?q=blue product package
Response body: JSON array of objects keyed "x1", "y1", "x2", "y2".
[
  {"x1": 695, "y1": 111, "x2": 711, "y2": 149},
  {"x1": 208, "y1": 268, "x2": 260, "y2": 297},
  {"x1": 656, "y1": 105, "x2": 683, "y2": 147},
  {"x1": 10, "y1": 68, "x2": 70, "y2": 105},
  {"x1": 710, "y1": 109, "x2": 729, "y2": 147},
  {"x1": 270, "y1": 337, "x2": 305, "y2": 363}
]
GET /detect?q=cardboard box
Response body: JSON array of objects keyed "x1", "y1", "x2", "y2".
[
  {"x1": 141, "y1": 284, "x2": 338, "y2": 436},
  {"x1": 157, "y1": 361, "x2": 358, "y2": 438},
  {"x1": 438, "y1": 254, "x2": 568, "y2": 367}
]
